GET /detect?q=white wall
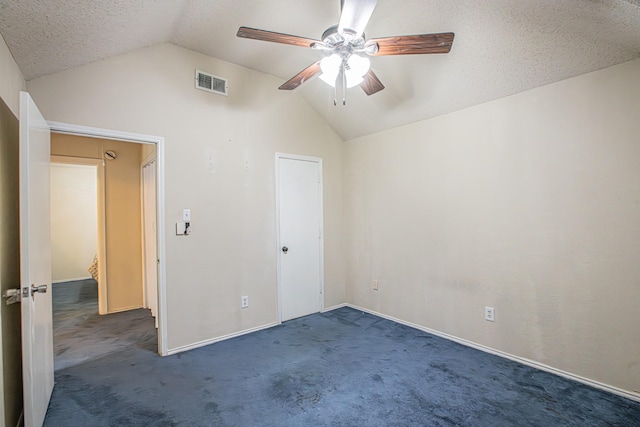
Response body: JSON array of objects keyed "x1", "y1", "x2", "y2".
[
  {"x1": 0, "y1": 33, "x2": 25, "y2": 118},
  {"x1": 50, "y1": 163, "x2": 97, "y2": 282},
  {"x1": 343, "y1": 59, "x2": 640, "y2": 396},
  {"x1": 28, "y1": 43, "x2": 345, "y2": 351}
]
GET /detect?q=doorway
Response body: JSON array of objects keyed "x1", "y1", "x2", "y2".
[
  {"x1": 48, "y1": 121, "x2": 167, "y2": 356},
  {"x1": 49, "y1": 135, "x2": 160, "y2": 369},
  {"x1": 276, "y1": 153, "x2": 324, "y2": 322}
]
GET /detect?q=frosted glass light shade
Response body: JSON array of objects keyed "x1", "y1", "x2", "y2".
[
  {"x1": 347, "y1": 54, "x2": 371, "y2": 76},
  {"x1": 345, "y1": 55, "x2": 370, "y2": 88},
  {"x1": 319, "y1": 53, "x2": 371, "y2": 88},
  {"x1": 320, "y1": 54, "x2": 341, "y2": 87},
  {"x1": 345, "y1": 74, "x2": 364, "y2": 88}
]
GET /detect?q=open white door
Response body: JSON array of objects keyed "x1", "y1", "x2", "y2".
[{"x1": 20, "y1": 91, "x2": 54, "y2": 427}]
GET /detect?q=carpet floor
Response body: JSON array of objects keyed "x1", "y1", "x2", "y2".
[{"x1": 45, "y1": 280, "x2": 640, "y2": 426}]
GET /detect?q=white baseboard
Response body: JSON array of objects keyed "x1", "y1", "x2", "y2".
[
  {"x1": 166, "y1": 305, "x2": 347, "y2": 356},
  {"x1": 104, "y1": 305, "x2": 144, "y2": 314},
  {"x1": 52, "y1": 276, "x2": 92, "y2": 284},
  {"x1": 340, "y1": 304, "x2": 640, "y2": 403},
  {"x1": 322, "y1": 303, "x2": 347, "y2": 312},
  {"x1": 166, "y1": 321, "x2": 280, "y2": 356}
]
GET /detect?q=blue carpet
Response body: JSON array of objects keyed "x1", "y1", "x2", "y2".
[{"x1": 45, "y1": 280, "x2": 640, "y2": 426}]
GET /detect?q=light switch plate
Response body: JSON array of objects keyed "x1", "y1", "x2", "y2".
[{"x1": 176, "y1": 222, "x2": 186, "y2": 235}]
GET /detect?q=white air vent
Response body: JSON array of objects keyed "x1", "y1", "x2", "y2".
[{"x1": 195, "y1": 69, "x2": 228, "y2": 96}]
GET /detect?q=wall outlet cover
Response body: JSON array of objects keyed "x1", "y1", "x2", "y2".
[{"x1": 484, "y1": 306, "x2": 495, "y2": 322}]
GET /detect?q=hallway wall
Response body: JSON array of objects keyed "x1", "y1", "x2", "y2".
[{"x1": 50, "y1": 163, "x2": 98, "y2": 282}]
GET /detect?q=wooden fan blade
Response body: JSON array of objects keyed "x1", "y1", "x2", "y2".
[
  {"x1": 237, "y1": 27, "x2": 320, "y2": 49},
  {"x1": 360, "y1": 69, "x2": 385, "y2": 96},
  {"x1": 279, "y1": 61, "x2": 322, "y2": 90},
  {"x1": 367, "y1": 32, "x2": 454, "y2": 56}
]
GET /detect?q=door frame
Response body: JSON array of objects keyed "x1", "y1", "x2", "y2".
[
  {"x1": 141, "y1": 154, "x2": 158, "y2": 326},
  {"x1": 49, "y1": 157, "x2": 107, "y2": 314},
  {"x1": 274, "y1": 153, "x2": 324, "y2": 323},
  {"x1": 48, "y1": 121, "x2": 169, "y2": 356}
]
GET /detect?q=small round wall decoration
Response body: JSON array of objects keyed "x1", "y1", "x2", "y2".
[{"x1": 104, "y1": 150, "x2": 117, "y2": 160}]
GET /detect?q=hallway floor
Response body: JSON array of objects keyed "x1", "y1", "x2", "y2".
[{"x1": 51, "y1": 279, "x2": 157, "y2": 372}]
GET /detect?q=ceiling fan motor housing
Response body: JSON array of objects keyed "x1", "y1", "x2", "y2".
[{"x1": 321, "y1": 24, "x2": 367, "y2": 58}]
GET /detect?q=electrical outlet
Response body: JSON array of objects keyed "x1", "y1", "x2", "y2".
[
  {"x1": 372, "y1": 280, "x2": 379, "y2": 291},
  {"x1": 241, "y1": 296, "x2": 249, "y2": 308},
  {"x1": 484, "y1": 306, "x2": 495, "y2": 322}
]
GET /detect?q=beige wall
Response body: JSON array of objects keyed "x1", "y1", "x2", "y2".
[
  {"x1": 51, "y1": 135, "x2": 144, "y2": 313},
  {"x1": 343, "y1": 58, "x2": 640, "y2": 395},
  {"x1": 0, "y1": 34, "x2": 24, "y2": 427},
  {"x1": 29, "y1": 43, "x2": 346, "y2": 351},
  {"x1": 0, "y1": 97, "x2": 22, "y2": 427},
  {"x1": 51, "y1": 163, "x2": 98, "y2": 282},
  {"x1": 0, "y1": 34, "x2": 25, "y2": 118}
]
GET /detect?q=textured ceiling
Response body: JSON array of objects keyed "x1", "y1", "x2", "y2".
[{"x1": 1, "y1": 0, "x2": 639, "y2": 140}]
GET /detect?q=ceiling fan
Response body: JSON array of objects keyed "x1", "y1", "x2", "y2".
[{"x1": 237, "y1": 0, "x2": 454, "y2": 104}]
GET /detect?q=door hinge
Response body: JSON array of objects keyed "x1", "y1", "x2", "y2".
[{"x1": 2, "y1": 288, "x2": 21, "y2": 305}]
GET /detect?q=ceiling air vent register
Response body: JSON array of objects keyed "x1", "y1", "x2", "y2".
[{"x1": 195, "y1": 70, "x2": 228, "y2": 96}]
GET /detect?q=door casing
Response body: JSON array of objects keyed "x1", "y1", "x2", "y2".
[{"x1": 48, "y1": 121, "x2": 168, "y2": 356}]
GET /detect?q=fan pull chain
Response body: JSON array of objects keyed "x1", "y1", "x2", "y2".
[
  {"x1": 342, "y1": 66, "x2": 347, "y2": 106},
  {"x1": 340, "y1": 59, "x2": 347, "y2": 106}
]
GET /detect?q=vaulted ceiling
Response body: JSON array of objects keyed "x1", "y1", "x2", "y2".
[{"x1": 1, "y1": 0, "x2": 639, "y2": 140}]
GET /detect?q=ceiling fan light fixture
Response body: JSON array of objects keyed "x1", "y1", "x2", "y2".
[
  {"x1": 320, "y1": 71, "x2": 339, "y2": 87},
  {"x1": 237, "y1": 0, "x2": 454, "y2": 99},
  {"x1": 345, "y1": 54, "x2": 370, "y2": 88},
  {"x1": 345, "y1": 73, "x2": 364, "y2": 88},
  {"x1": 347, "y1": 54, "x2": 370, "y2": 76},
  {"x1": 320, "y1": 54, "x2": 342, "y2": 87}
]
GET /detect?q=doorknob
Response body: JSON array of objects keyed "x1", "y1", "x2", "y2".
[
  {"x1": 282, "y1": 246, "x2": 288, "y2": 254},
  {"x1": 31, "y1": 284, "x2": 47, "y2": 297}
]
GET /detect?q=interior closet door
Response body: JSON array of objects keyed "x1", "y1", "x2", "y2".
[{"x1": 276, "y1": 154, "x2": 324, "y2": 322}]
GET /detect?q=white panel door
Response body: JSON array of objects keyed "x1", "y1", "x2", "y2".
[
  {"x1": 20, "y1": 91, "x2": 54, "y2": 427},
  {"x1": 277, "y1": 155, "x2": 323, "y2": 322}
]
